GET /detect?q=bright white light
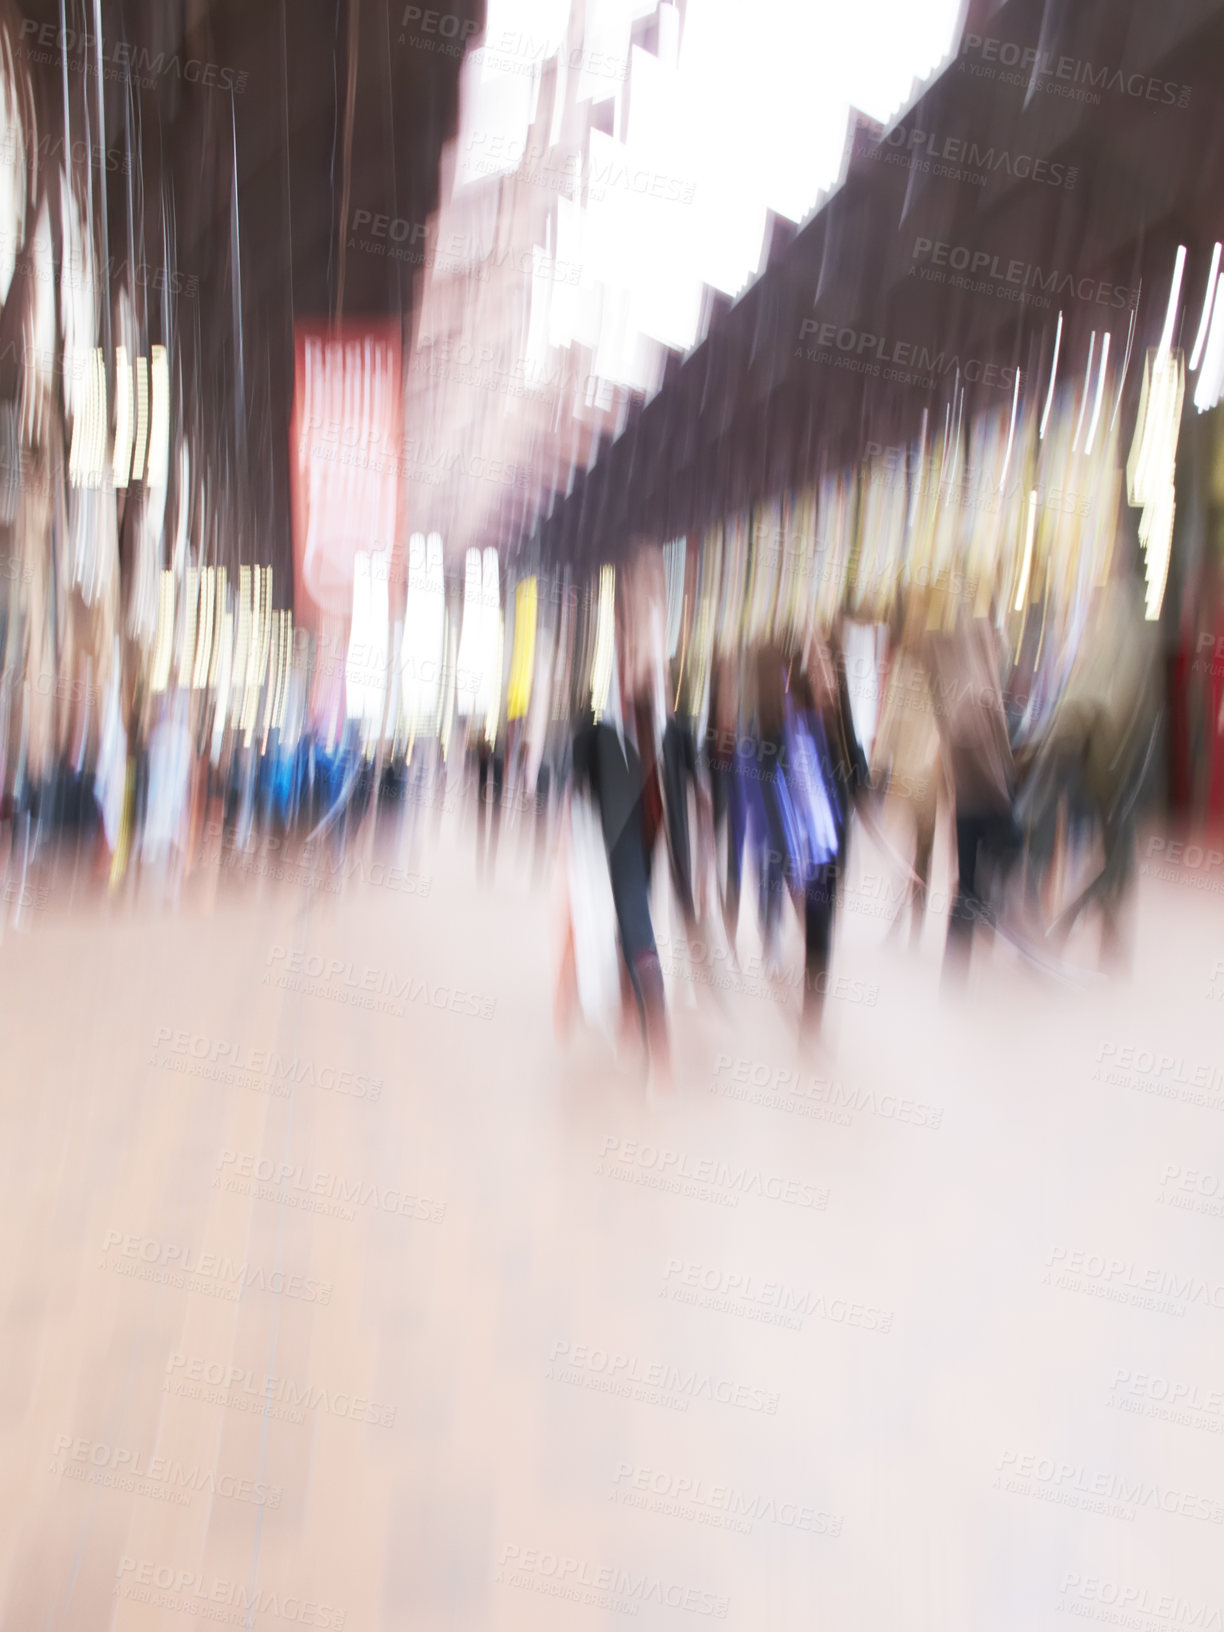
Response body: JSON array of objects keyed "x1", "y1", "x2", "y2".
[
  {"x1": 171, "y1": 444, "x2": 191, "y2": 580},
  {"x1": 480, "y1": 547, "x2": 501, "y2": 732},
  {"x1": 409, "y1": 0, "x2": 965, "y2": 543},
  {"x1": 453, "y1": 51, "x2": 538, "y2": 189},
  {"x1": 1188, "y1": 243, "x2": 1222, "y2": 372},
  {"x1": 482, "y1": 0, "x2": 569, "y2": 60},
  {"x1": 192, "y1": 568, "x2": 216, "y2": 690},
  {"x1": 113, "y1": 346, "x2": 133, "y2": 487},
  {"x1": 1040, "y1": 312, "x2": 1063, "y2": 441},
  {"x1": 1128, "y1": 351, "x2": 1184, "y2": 621},
  {"x1": 149, "y1": 571, "x2": 176, "y2": 694},
  {"x1": 1014, "y1": 491, "x2": 1037, "y2": 613},
  {"x1": 132, "y1": 355, "x2": 149, "y2": 484},
  {"x1": 999, "y1": 368, "x2": 1021, "y2": 491},
  {"x1": 1084, "y1": 332, "x2": 1110, "y2": 455},
  {"x1": 663, "y1": 538, "x2": 686, "y2": 657},
  {"x1": 178, "y1": 567, "x2": 200, "y2": 691},
  {"x1": 210, "y1": 610, "x2": 233, "y2": 764},
  {"x1": 1072, "y1": 333, "x2": 1096, "y2": 453},
  {"x1": 1194, "y1": 275, "x2": 1224, "y2": 413},
  {"x1": 347, "y1": 551, "x2": 390, "y2": 727},
  {"x1": 68, "y1": 346, "x2": 106, "y2": 488},
  {"x1": 455, "y1": 547, "x2": 501, "y2": 722},
  {"x1": 147, "y1": 347, "x2": 170, "y2": 487},
  {"x1": 402, "y1": 531, "x2": 446, "y2": 734},
  {"x1": 1155, "y1": 244, "x2": 1187, "y2": 376},
  {"x1": 590, "y1": 564, "x2": 616, "y2": 718},
  {"x1": 1111, "y1": 302, "x2": 1139, "y2": 431},
  {"x1": 230, "y1": 568, "x2": 251, "y2": 728}
]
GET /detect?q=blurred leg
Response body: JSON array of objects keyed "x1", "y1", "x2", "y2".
[
  {"x1": 476, "y1": 745, "x2": 489, "y2": 877},
  {"x1": 608, "y1": 828, "x2": 669, "y2": 1081},
  {"x1": 945, "y1": 814, "x2": 985, "y2": 978},
  {"x1": 803, "y1": 862, "x2": 835, "y2": 1029}
]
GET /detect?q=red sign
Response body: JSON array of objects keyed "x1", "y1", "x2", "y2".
[{"x1": 290, "y1": 319, "x2": 403, "y2": 627}]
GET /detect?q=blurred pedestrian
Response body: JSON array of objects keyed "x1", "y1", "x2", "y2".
[
  {"x1": 570, "y1": 593, "x2": 671, "y2": 1087},
  {"x1": 925, "y1": 602, "x2": 1019, "y2": 980}
]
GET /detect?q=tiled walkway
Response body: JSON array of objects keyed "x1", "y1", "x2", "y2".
[{"x1": 1, "y1": 801, "x2": 1221, "y2": 1631}]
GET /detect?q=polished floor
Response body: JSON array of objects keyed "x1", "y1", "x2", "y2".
[{"x1": 1, "y1": 795, "x2": 1222, "y2": 1631}]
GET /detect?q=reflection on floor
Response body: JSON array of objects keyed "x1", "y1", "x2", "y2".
[{"x1": 0, "y1": 799, "x2": 1221, "y2": 1631}]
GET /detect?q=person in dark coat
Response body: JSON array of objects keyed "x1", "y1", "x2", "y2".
[{"x1": 570, "y1": 599, "x2": 671, "y2": 1084}]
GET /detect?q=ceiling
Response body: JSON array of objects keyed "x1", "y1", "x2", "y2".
[
  {"x1": 531, "y1": 0, "x2": 1224, "y2": 570},
  {"x1": 11, "y1": 0, "x2": 481, "y2": 595}
]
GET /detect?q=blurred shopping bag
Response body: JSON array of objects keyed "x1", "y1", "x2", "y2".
[
  {"x1": 565, "y1": 791, "x2": 621, "y2": 1043},
  {"x1": 783, "y1": 706, "x2": 840, "y2": 879}
]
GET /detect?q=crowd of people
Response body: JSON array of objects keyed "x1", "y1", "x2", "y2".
[
  {"x1": 0, "y1": 543, "x2": 1160, "y2": 1086},
  {"x1": 544, "y1": 565, "x2": 1159, "y2": 1085}
]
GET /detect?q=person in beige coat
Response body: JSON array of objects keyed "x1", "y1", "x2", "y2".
[{"x1": 870, "y1": 590, "x2": 942, "y2": 943}]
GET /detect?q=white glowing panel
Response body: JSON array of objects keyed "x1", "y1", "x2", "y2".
[
  {"x1": 402, "y1": 531, "x2": 447, "y2": 732},
  {"x1": 455, "y1": 548, "x2": 485, "y2": 718},
  {"x1": 454, "y1": 52, "x2": 539, "y2": 189},
  {"x1": 346, "y1": 551, "x2": 391, "y2": 726},
  {"x1": 483, "y1": 0, "x2": 569, "y2": 61}
]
